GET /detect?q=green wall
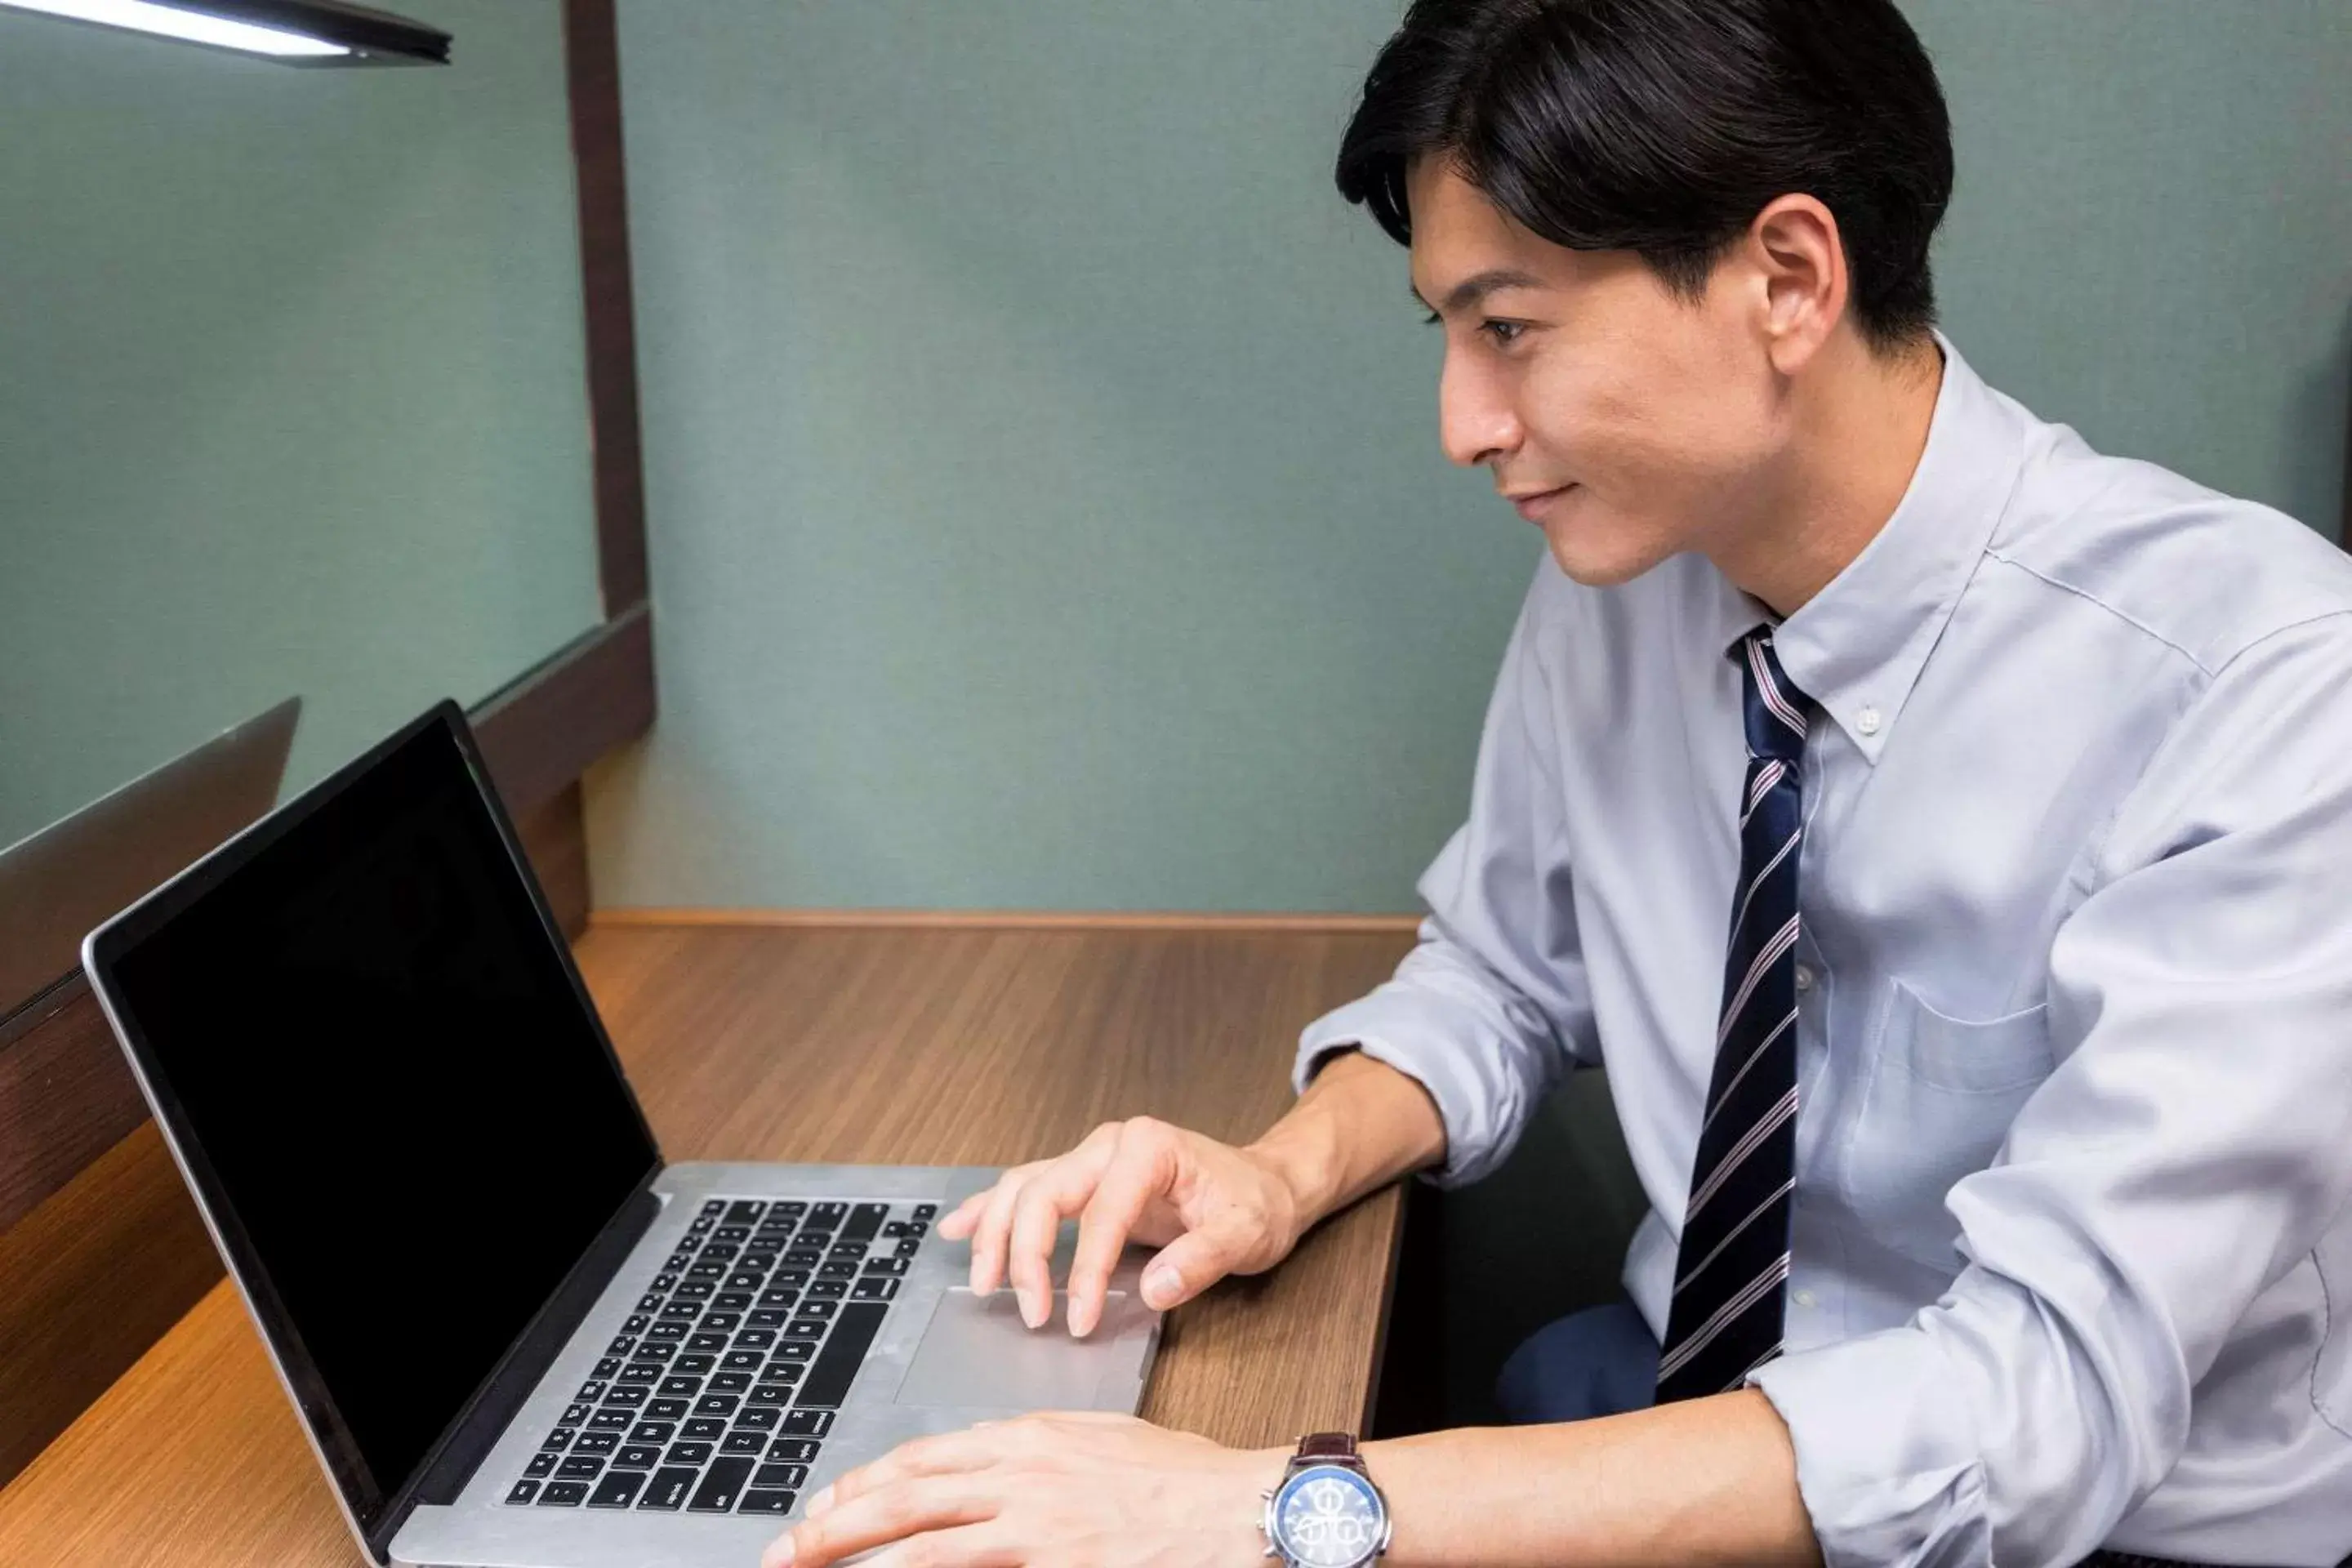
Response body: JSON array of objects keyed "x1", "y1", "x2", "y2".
[
  {"x1": 0, "y1": 0, "x2": 604, "y2": 849},
  {"x1": 586, "y1": 0, "x2": 2351, "y2": 915}
]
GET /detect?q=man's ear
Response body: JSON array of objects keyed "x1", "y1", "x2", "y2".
[{"x1": 1747, "y1": 194, "x2": 1848, "y2": 376}]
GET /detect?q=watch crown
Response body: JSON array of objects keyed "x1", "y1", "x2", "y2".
[{"x1": 1259, "y1": 1489, "x2": 1273, "y2": 1500}]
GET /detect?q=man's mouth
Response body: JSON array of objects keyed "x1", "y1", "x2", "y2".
[{"x1": 1508, "y1": 484, "x2": 1575, "y2": 523}]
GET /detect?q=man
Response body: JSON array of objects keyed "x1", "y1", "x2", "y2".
[{"x1": 764, "y1": 0, "x2": 2352, "y2": 1563}]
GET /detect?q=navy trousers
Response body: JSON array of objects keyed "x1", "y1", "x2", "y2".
[{"x1": 1493, "y1": 1296, "x2": 1660, "y2": 1425}]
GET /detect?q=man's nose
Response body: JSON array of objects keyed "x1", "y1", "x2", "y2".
[{"x1": 1437, "y1": 353, "x2": 1520, "y2": 470}]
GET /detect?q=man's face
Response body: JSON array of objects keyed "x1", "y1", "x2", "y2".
[{"x1": 1407, "y1": 159, "x2": 1783, "y2": 586}]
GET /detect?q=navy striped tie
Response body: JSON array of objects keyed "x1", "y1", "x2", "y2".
[{"x1": 1656, "y1": 627, "x2": 1808, "y2": 1402}]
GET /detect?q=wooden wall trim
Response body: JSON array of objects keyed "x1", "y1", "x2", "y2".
[
  {"x1": 590, "y1": 907, "x2": 1425, "y2": 933},
  {"x1": 470, "y1": 603, "x2": 655, "y2": 820}
]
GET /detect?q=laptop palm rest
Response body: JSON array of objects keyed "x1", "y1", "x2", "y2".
[{"x1": 893, "y1": 1288, "x2": 1156, "y2": 1409}]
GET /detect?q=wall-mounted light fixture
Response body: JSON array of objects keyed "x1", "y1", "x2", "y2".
[{"x1": 0, "y1": 0, "x2": 449, "y2": 65}]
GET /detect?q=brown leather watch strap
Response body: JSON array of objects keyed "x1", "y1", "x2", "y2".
[{"x1": 1293, "y1": 1432, "x2": 1365, "y2": 1472}]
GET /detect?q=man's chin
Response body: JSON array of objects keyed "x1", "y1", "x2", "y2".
[{"x1": 1544, "y1": 525, "x2": 1669, "y2": 589}]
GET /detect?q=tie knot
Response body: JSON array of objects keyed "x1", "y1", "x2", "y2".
[{"x1": 1733, "y1": 630, "x2": 1809, "y2": 763}]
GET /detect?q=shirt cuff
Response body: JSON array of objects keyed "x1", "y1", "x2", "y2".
[
  {"x1": 1746, "y1": 1329, "x2": 1993, "y2": 1568},
  {"x1": 1292, "y1": 991, "x2": 1530, "y2": 1188}
]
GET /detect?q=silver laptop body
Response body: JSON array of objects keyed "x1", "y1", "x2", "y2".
[{"x1": 81, "y1": 701, "x2": 1160, "y2": 1568}]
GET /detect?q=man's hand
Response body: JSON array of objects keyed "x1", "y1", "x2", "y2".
[
  {"x1": 938, "y1": 1116, "x2": 1307, "y2": 1336},
  {"x1": 762, "y1": 1413, "x2": 1277, "y2": 1567}
]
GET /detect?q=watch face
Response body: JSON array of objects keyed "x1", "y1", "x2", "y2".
[{"x1": 1270, "y1": 1463, "x2": 1385, "y2": 1567}]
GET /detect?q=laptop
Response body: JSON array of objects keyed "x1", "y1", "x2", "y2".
[
  {"x1": 0, "y1": 693, "x2": 299, "y2": 1022},
  {"x1": 80, "y1": 700, "x2": 1162, "y2": 1568}
]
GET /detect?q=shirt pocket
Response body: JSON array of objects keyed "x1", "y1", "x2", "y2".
[{"x1": 1842, "y1": 978, "x2": 2055, "y2": 1270}]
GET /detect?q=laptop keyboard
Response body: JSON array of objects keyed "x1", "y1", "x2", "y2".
[{"x1": 502, "y1": 1197, "x2": 931, "y2": 1517}]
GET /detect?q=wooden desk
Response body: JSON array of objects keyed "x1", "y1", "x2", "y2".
[{"x1": 0, "y1": 919, "x2": 1417, "y2": 1565}]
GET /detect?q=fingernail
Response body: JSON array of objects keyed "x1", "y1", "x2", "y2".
[
  {"x1": 1019, "y1": 1292, "x2": 1044, "y2": 1329},
  {"x1": 807, "y1": 1485, "x2": 834, "y2": 1517},
  {"x1": 1142, "y1": 1263, "x2": 1181, "y2": 1307}
]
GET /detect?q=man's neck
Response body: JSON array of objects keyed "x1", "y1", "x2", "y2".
[{"x1": 1711, "y1": 333, "x2": 1947, "y2": 619}]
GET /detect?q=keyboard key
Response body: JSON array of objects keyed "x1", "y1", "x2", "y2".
[
  {"x1": 844, "y1": 1203, "x2": 889, "y2": 1242},
  {"x1": 660, "y1": 1303, "x2": 699, "y2": 1320},
  {"x1": 851, "y1": 1278, "x2": 900, "y2": 1302},
  {"x1": 636, "y1": 1294, "x2": 664, "y2": 1312},
  {"x1": 588, "y1": 1468, "x2": 646, "y2": 1509},
  {"x1": 623, "y1": 1313, "x2": 652, "y2": 1334},
  {"x1": 653, "y1": 1275, "x2": 678, "y2": 1292},
  {"x1": 702, "y1": 1312, "x2": 742, "y2": 1331},
  {"x1": 774, "y1": 1269, "x2": 813, "y2": 1288},
  {"x1": 808, "y1": 1279, "x2": 848, "y2": 1300},
  {"x1": 648, "y1": 1321, "x2": 688, "y2": 1342},
  {"x1": 758, "y1": 1362, "x2": 804, "y2": 1385},
  {"x1": 618, "y1": 1365, "x2": 660, "y2": 1384},
  {"x1": 675, "y1": 1354, "x2": 716, "y2": 1375},
  {"x1": 558, "y1": 1455, "x2": 604, "y2": 1480},
  {"x1": 727, "y1": 1200, "x2": 767, "y2": 1224},
  {"x1": 702, "y1": 1199, "x2": 728, "y2": 1217},
  {"x1": 658, "y1": 1376, "x2": 702, "y2": 1397},
  {"x1": 576, "y1": 1381, "x2": 608, "y2": 1401},
  {"x1": 614, "y1": 1445, "x2": 662, "y2": 1469},
  {"x1": 784, "y1": 1250, "x2": 823, "y2": 1269},
  {"x1": 710, "y1": 1371, "x2": 752, "y2": 1393},
  {"x1": 798, "y1": 1302, "x2": 885, "y2": 1407},
  {"x1": 589, "y1": 1410, "x2": 631, "y2": 1432},
  {"x1": 574, "y1": 1432, "x2": 618, "y2": 1454},
  {"x1": 733, "y1": 1406, "x2": 779, "y2": 1431},
  {"x1": 638, "y1": 1467, "x2": 697, "y2": 1511},
  {"x1": 912, "y1": 1203, "x2": 938, "y2": 1221},
  {"x1": 748, "y1": 1385, "x2": 791, "y2": 1405},
  {"x1": 714, "y1": 1225, "x2": 751, "y2": 1244},
  {"x1": 784, "y1": 1321, "x2": 827, "y2": 1340},
  {"x1": 723, "y1": 1351, "x2": 764, "y2": 1371},
  {"x1": 689, "y1": 1216, "x2": 715, "y2": 1233},
  {"x1": 756, "y1": 1463, "x2": 809, "y2": 1489},
  {"x1": 738, "y1": 1488, "x2": 796, "y2": 1515},
  {"x1": 696, "y1": 1394, "x2": 741, "y2": 1417},
  {"x1": 525, "y1": 1453, "x2": 557, "y2": 1478},
  {"x1": 630, "y1": 1421, "x2": 677, "y2": 1444},
  {"x1": 862, "y1": 1258, "x2": 908, "y2": 1276},
  {"x1": 606, "y1": 1337, "x2": 638, "y2": 1359},
  {"x1": 506, "y1": 1479, "x2": 540, "y2": 1505},
  {"x1": 768, "y1": 1438, "x2": 822, "y2": 1463},
  {"x1": 602, "y1": 1386, "x2": 648, "y2": 1408},
  {"x1": 722, "y1": 1432, "x2": 765, "y2": 1455},
  {"x1": 684, "y1": 1418, "x2": 726, "y2": 1441},
  {"x1": 819, "y1": 1261, "x2": 858, "y2": 1280},
  {"x1": 795, "y1": 1301, "x2": 838, "y2": 1321},
  {"x1": 745, "y1": 1316, "x2": 786, "y2": 1334},
  {"x1": 781, "y1": 1408, "x2": 834, "y2": 1437},
  {"x1": 777, "y1": 1202, "x2": 808, "y2": 1218},
  {"x1": 538, "y1": 1481, "x2": 590, "y2": 1506},
  {"x1": 666, "y1": 1441, "x2": 714, "y2": 1465},
  {"x1": 688, "y1": 1262, "x2": 726, "y2": 1281},
  {"x1": 827, "y1": 1241, "x2": 866, "y2": 1258},
  {"x1": 676, "y1": 1281, "x2": 715, "y2": 1300},
  {"x1": 648, "y1": 1397, "x2": 690, "y2": 1419},
  {"x1": 631, "y1": 1343, "x2": 675, "y2": 1363},
  {"x1": 716, "y1": 1290, "x2": 755, "y2": 1310},
  {"x1": 594, "y1": 1357, "x2": 623, "y2": 1379},
  {"x1": 894, "y1": 1238, "x2": 923, "y2": 1258},
  {"x1": 773, "y1": 1341, "x2": 815, "y2": 1362},
  {"x1": 755, "y1": 1294, "x2": 798, "y2": 1315},
  {"x1": 690, "y1": 1457, "x2": 755, "y2": 1513},
  {"x1": 702, "y1": 1242, "x2": 740, "y2": 1262},
  {"x1": 687, "y1": 1332, "x2": 728, "y2": 1352},
  {"x1": 736, "y1": 1329, "x2": 777, "y2": 1349},
  {"x1": 810, "y1": 1202, "x2": 847, "y2": 1226},
  {"x1": 541, "y1": 1428, "x2": 576, "y2": 1452}
]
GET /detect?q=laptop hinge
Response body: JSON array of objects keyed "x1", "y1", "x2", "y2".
[{"x1": 364, "y1": 1172, "x2": 663, "y2": 1562}]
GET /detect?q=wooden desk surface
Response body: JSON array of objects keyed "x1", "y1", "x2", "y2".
[{"x1": 0, "y1": 920, "x2": 1416, "y2": 1565}]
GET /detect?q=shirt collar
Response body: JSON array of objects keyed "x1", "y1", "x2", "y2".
[{"x1": 1717, "y1": 329, "x2": 2029, "y2": 765}]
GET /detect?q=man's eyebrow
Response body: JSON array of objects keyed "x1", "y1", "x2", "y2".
[{"x1": 1411, "y1": 267, "x2": 1547, "y2": 315}]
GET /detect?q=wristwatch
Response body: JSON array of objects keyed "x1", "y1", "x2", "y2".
[{"x1": 1260, "y1": 1432, "x2": 1392, "y2": 1568}]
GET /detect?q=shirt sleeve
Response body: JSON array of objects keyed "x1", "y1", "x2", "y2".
[
  {"x1": 1292, "y1": 564, "x2": 1598, "y2": 1187},
  {"x1": 1749, "y1": 612, "x2": 2352, "y2": 1568}
]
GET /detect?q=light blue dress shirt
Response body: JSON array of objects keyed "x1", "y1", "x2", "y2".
[{"x1": 1295, "y1": 332, "x2": 2352, "y2": 1566}]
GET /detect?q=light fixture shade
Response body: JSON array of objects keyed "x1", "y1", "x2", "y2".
[{"x1": 0, "y1": 0, "x2": 450, "y2": 65}]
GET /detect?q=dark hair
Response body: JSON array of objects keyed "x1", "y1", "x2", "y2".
[{"x1": 1335, "y1": 0, "x2": 1953, "y2": 354}]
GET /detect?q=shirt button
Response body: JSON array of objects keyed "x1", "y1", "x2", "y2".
[
  {"x1": 1855, "y1": 705, "x2": 1882, "y2": 737},
  {"x1": 1793, "y1": 1289, "x2": 1819, "y2": 1309},
  {"x1": 1793, "y1": 964, "x2": 1815, "y2": 993}
]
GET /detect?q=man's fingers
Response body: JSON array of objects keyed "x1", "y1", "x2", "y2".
[
  {"x1": 934, "y1": 1189, "x2": 989, "y2": 1241},
  {"x1": 1065, "y1": 1137, "x2": 1174, "y2": 1337},
  {"x1": 964, "y1": 1165, "x2": 1040, "y2": 1297},
  {"x1": 771, "y1": 1477, "x2": 997, "y2": 1568},
  {"x1": 1005, "y1": 1142, "x2": 1116, "y2": 1329}
]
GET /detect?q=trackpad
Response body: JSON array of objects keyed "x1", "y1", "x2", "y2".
[{"x1": 893, "y1": 1288, "x2": 1155, "y2": 1410}]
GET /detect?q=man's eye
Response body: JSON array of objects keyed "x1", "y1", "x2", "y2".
[
  {"x1": 1479, "y1": 319, "x2": 1526, "y2": 345},
  {"x1": 1421, "y1": 309, "x2": 1441, "y2": 326}
]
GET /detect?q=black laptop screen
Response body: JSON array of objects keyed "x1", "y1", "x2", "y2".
[{"x1": 105, "y1": 715, "x2": 657, "y2": 1507}]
